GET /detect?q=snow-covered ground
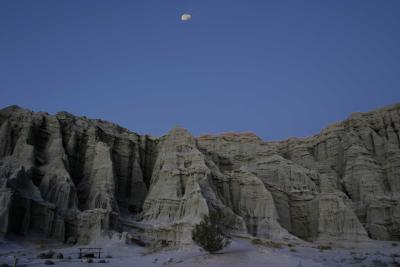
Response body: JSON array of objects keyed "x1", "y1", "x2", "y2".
[{"x1": 0, "y1": 235, "x2": 399, "y2": 267}]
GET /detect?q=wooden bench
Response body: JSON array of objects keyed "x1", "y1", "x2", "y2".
[{"x1": 78, "y1": 247, "x2": 103, "y2": 259}]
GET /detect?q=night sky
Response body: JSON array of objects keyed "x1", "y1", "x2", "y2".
[{"x1": 1, "y1": 0, "x2": 399, "y2": 140}]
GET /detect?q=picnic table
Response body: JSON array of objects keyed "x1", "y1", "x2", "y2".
[{"x1": 78, "y1": 247, "x2": 103, "y2": 259}]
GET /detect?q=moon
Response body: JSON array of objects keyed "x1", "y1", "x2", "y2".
[{"x1": 181, "y1": 13, "x2": 192, "y2": 21}]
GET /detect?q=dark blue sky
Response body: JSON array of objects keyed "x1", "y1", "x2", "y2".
[{"x1": 1, "y1": 1, "x2": 399, "y2": 140}]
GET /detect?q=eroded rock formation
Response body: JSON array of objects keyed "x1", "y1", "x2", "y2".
[
  {"x1": 0, "y1": 103, "x2": 399, "y2": 245},
  {"x1": 0, "y1": 106, "x2": 156, "y2": 243}
]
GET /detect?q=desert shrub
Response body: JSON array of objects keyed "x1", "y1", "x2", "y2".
[
  {"x1": 290, "y1": 248, "x2": 297, "y2": 252},
  {"x1": 205, "y1": 210, "x2": 238, "y2": 235},
  {"x1": 83, "y1": 253, "x2": 95, "y2": 258},
  {"x1": 251, "y1": 238, "x2": 263, "y2": 245},
  {"x1": 269, "y1": 241, "x2": 282, "y2": 249},
  {"x1": 192, "y1": 216, "x2": 229, "y2": 254},
  {"x1": 38, "y1": 250, "x2": 55, "y2": 259},
  {"x1": 44, "y1": 260, "x2": 55, "y2": 265},
  {"x1": 392, "y1": 243, "x2": 399, "y2": 247},
  {"x1": 82, "y1": 258, "x2": 94, "y2": 263},
  {"x1": 317, "y1": 245, "x2": 332, "y2": 251},
  {"x1": 352, "y1": 255, "x2": 366, "y2": 262},
  {"x1": 370, "y1": 259, "x2": 388, "y2": 267},
  {"x1": 251, "y1": 238, "x2": 283, "y2": 249},
  {"x1": 66, "y1": 237, "x2": 77, "y2": 245}
]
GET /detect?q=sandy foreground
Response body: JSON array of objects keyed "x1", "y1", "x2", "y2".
[{"x1": 0, "y1": 236, "x2": 399, "y2": 267}]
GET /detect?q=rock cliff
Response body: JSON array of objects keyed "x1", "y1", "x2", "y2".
[{"x1": 0, "y1": 103, "x2": 399, "y2": 245}]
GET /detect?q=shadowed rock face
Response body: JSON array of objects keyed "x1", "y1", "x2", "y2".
[
  {"x1": 0, "y1": 103, "x2": 399, "y2": 244},
  {"x1": 0, "y1": 106, "x2": 157, "y2": 243}
]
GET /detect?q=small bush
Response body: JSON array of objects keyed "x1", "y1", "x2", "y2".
[
  {"x1": 251, "y1": 238, "x2": 262, "y2": 245},
  {"x1": 392, "y1": 259, "x2": 400, "y2": 267},
  {"x1": 66, "y1": 237, "x2": 77, "y2": 245},
  {"x1": 251, "y1": 238, "x2": 283, "y2": 249},
  {"x1": 82, "y1": 258, "x2": 94, "y2": 263},
  {"x1": 392, "y1": 243, "x2": 399, "y2": 247},
  {"x1": 38, "y1": 250, "x2": 55, "y2": 259},
  {"x1": 44, "y1": 260, "x2": 55, "y2": 265},
  {"x1": 371, "y1": 259, "x2": 388, "y2": 267},
  {"x1": 192, "y1": 216, "x2": 229, "y2": 254},
  {"x1": 352, "y1": 255, "x2": 366, "y2": 262},
  {"x1": 83, "y1": 253, "x2": 95, "y2": 258},
  {"x1": 317, "y1": 245, "x2": 332, "y2": 251},
  {"x1": 290, "y1": 248, "x2": 297, "y2": 252}
]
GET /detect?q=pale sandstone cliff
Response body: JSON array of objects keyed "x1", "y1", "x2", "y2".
[{"x1": 0, "y1": 103, "x2": 399, "y2": 245}]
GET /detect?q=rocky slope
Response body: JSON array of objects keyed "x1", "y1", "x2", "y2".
[{"x1": 0, "y1": 104, "x2": 399, "y2": 245}]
